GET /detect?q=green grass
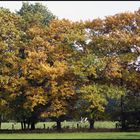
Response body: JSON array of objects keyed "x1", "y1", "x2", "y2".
[
  {"x1": 1, "y1": 121, "x2": 139, "y2": 139},
  {"x1": 1, "y1": 121, "x2": 116, "y2": 130},
  {"x1": 0, "y1": 132, "x2": 140, "y2": 139}
]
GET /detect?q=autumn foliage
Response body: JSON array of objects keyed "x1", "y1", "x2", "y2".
[{"x1": 0, "y1": 3, "x2": 140, "y2": 130}]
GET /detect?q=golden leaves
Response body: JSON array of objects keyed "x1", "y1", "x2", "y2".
[
  {"x1": 40, "y1": 61, "x2": 68, "y2": 79},
  {"x1": 0, "y1": 7, "x2": 140, "y2": 121},
  {"x1": 28, "y1": 25, "x2": 46, "y2": 37},
  {"x1": 80, "y1": 85, "x2": 107, "y2": 113},
  {"x1": 105, "y1": 60, "x2": 122, "y2": 79},
  {"x1": 24, "y1": 87, "x2": 46, "y2": 111}
]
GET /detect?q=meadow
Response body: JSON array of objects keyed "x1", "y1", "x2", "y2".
[
  {"x1": 0, "y1": 121, "x2": 116, "y2": 130},
  {"x1": 1, "y1": 122, "x2": 140, "y2": 139},
  {"x1": 1, "y1": 132, "x2": 140, "y2": 139}
]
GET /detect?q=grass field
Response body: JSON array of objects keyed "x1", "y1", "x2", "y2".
[
  {"x1": 0, "y1": 132, "x2": 140, "y2": 139},
  {"x1": 0, "y1": 122, "x2": 140, "y2": 139},
  {"x1": 0, "y1": 121, "x2": 116, "y2": 130}
]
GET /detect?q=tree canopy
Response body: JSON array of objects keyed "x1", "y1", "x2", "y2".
[{"x1": 0, "y1": 3, "x2": 140, "y2": 130}]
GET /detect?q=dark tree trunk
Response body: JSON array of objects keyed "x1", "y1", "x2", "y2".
[
  {"x1": 120, "y1": 78, "x2": 126, "y2": 130},
  {"x1": 27, "y1": 118, "x2": 30, "y2": 130},
  {"x1": 21, "y1": 122, "x2": 23, "y2": 130},
  {"x1": 29, "y1": 111, "x2": 38, "y2": 130},
  {"x1": 0, "y1": 115, "x2": 1, "y2": 130},
  {"x1": 56, "y1": 120, "x2": 61, "y2": 130},
  {"x1": 27, "y1": 122, "x2": 30, "y2": 130},
  {"x1": 31, "y1": 122, "x2": 35, "y2": 130},
  {"x1": 120, "y1": 95, "x2": 126, "y2": 130},
  {"x1": 89, "y1": 119, "x2": 95, "y2": 129},
  {"x1": 23, "y1": 121, "x2": 26, "y2": 129}
]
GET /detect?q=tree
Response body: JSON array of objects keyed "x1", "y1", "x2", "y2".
[
  {"x1": 72, "y1": 52, "x2": 126, "y2": 129},
  {"x1": 84, "y1": 10, "x2": 140, "y2": 129},
  {"x1": 38, "y1": 19, "x2": 85, "y2": 130},
  {"x1": 0, "y1": 8, "x2": 23, "y2": 127},
  {"x1": 17, "y1": 2, "x2": 56, "y2": 30},
  {"x1": 8, "y1": 2, "x2": 56, "y2": 129},
  {"x1": 12, "y1": 19, "x2": 85, "y2": 130},
  {"x1": 70, "y1": 10, "x2": 140, "y2": 129}
]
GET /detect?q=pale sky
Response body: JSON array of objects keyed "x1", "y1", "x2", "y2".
[{"x1": 0, "y1": 1, "x2": 140, "y2": 21}]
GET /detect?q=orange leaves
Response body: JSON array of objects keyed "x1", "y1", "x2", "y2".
[
  {"x1": 28, "y1": 25, "x2": 46, "y2": 37},
  {"x1": 105, "y1": 57, "x2": 122, "y2": 79},
  {"x1": 46, "y1": 19, "x2": 86, "y2": 45},
  {"x1": 0, "y1": 9, "x2": 23, "y2": 114},
  {"x1": 58, "y1": 81, "x2": 75, "y2": 97},
  {"x1": 25, "y1": 87, "x2": 46, "y2": 111},
  {"x1": 85, "y1": 18, "x2": 103, "y2": 30},
  {"x1": 105, "y1": 12, "x2": 135, "y2": 31},
  {"x1": 15, "y1": 18, "x2": 77, "y2": 116},
  {"x1": 48, "y1": 19, "x2": 73, "y2": 33},
  {"x1": 39, "y1": 61, "x2": 68, "y2": 79},
  {"x1": 1, "y1": 6, "x2": 140, "y2": 122},
  {"x1": 122, "y1": 69, "x2": 140, "y2": 89},
  {"x1": 46, "y1": 19, "x2": 73, "y2": 42}
]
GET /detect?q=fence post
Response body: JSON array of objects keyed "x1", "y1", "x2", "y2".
[
  {"x1": 43, "y1": 124, "x2": 45, "y2": 129},
  {"x1": 12, "y1": 124, "x2": 14, "y2": 130},
  {"x1": 77, "y1": 123, "x2": 79, "y2": 129}
]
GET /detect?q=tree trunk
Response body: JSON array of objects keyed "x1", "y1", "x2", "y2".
[
  {"x1": 31, "y1": 122, "x2": 35, "y2": 130},
  {"x1": 27, "y1": 122, "x2": 30, "y2": 130},
  {"x1": 56, "y1": 120, "x2": 61, "y2": 130},
  {"x1": 120, "y1": 95, "x2": 126, "y2": 130},
  {"x1": 21, "y1": 122, "x2": 23, "y2": 130},
  {"x1": 89, "y1": 119, "x2": 95, "y2": 129},
  {"x1": 23, "y1": 121, "x2": 26, "y2": 129},
  {"x1": 0, "y1": 115, "x2": 1, "y2": 130},
  {"x1": 27, "y1": 118, "x2": 30, "y2": 130},
  {"x1": 120, "y1": 79, "x2": 126, "y2": 130}
]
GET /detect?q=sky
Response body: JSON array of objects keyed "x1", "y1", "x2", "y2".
[{"x1": 0, "y1": 1, "x2": 140, "y2": 21}]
